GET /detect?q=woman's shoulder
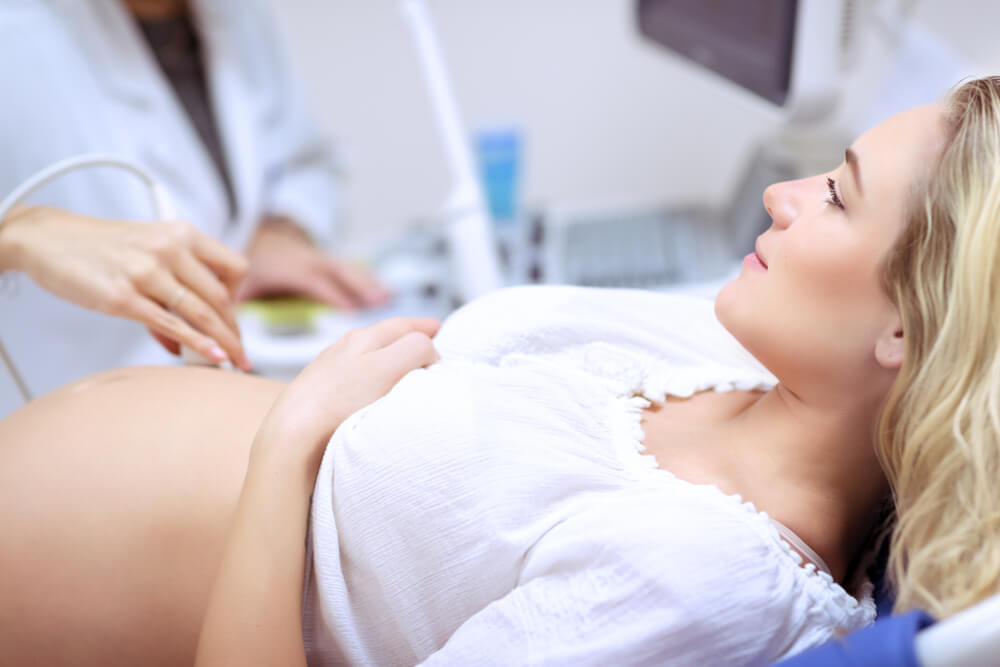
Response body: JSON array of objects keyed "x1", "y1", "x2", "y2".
[
  {"x1": 524, "y1": 479, "x2": 875, "y2": 656},
  {"x1": 538, "y1": 478, "x2": 790, "y2": 571}
]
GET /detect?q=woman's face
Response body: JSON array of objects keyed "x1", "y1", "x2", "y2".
[{"x1": 716, "y1": 104, "x2": 947, "y2": 392}]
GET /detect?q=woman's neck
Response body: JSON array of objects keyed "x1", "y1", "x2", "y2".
[
  {"x1": 122, "y1": 0, "x2": 188, "y2": 21},
  {"x1": 732, "y1": 385, "x2": 889, "y2": 580},
  {"x1": 643, "y1": 383, "x2": 889, "y2": 583}
]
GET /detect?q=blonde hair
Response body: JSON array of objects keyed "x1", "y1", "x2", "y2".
[{"x1": 877, "y1": 76, "x2": 1000, "y2": 619}]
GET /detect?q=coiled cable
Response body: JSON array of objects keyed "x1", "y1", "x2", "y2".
[{"x1": 0, "y1": 154, "x2": 175, "y2": 404}]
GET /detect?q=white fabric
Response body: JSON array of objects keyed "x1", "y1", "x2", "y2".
[
  {"x1": 303, "y1": 285, "x2": 876, "y2": 666},
  {"x1": 772, "y1": 518, "x2": 833, "y2": 578},
  {"x1": 0, "y1": 0, "x2": 341, "y2": 415}
]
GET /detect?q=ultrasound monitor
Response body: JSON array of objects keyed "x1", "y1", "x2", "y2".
[{"x1": 637, "y1": 0, "x2": 844, "y2": 121}]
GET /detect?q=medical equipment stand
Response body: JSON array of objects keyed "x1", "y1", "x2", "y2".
[{"x1": 400, "y1": 0, "x2": 503, "y2": 304}]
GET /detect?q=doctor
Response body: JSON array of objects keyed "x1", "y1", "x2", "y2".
[{"x1": 0, "y1": 0, "x2": 389, "y2": 416}]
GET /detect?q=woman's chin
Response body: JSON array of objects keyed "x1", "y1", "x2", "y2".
[
  {"x1": 713, "y1": 276, "x2": 741, "y2": 320},
  {"x1": 712, "y1": 277, "x2": 759, "y2": 351}
]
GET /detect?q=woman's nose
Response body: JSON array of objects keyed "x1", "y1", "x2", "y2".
[{"x1": 762, "y1": 180, "x2": 800, "y2": 229}]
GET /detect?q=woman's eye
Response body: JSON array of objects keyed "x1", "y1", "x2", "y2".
[{"x1": 825, "y1": 177, "x2": 845, "y2": 211}]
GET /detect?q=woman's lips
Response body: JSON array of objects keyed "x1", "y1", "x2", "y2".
[
  {"x1": 754, "y1": 243, "x2": 768, "y2": 269},
  {"x1": 743, "y1": 252, "x2": 767, "y2": 272}
]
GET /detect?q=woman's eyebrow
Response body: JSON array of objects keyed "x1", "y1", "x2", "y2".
[{"x1": 845, "y1": 147, "x2": 864, "y2": 197}]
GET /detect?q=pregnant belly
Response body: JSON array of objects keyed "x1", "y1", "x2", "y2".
[{"x1": 0, "y1": 365, "x2": 283, "y2": 666}]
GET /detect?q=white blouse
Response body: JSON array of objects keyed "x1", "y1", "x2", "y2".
[{"x1": 302, "y1": 286, "x2": 875, "y2": 666}]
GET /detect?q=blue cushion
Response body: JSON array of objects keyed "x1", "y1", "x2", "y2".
[{"x1": 775, "y1": 610, "x2": 936, "y2": 666}]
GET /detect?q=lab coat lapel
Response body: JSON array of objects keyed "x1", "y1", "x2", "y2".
[
  {"x1": 82, "y1": 0, "x2": 159, "y2": 111},
  {"x1": 81, "y1": 0, "x2": 232, "y2": 234},
  {"x1": 193, "y1": 0, "x2": 263, "y2": 250}
]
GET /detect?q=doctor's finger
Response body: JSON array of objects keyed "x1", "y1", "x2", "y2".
[
  {"x1": 174, "y1": 250, "x2": 241, "y2": 334},
  {"x1": 301, "y1": 275, "x2": 359, "y2": 311},
  {"x1": 149, "y1": 329, "x2": 181, "y2": 356},
  {"x1": 324, "y1": 258, "x2": 391, "y2": 307},
  {"x1": 125, "y1": 296, "x2": 229, "y2": 365},
  {"x1": 164, "y1": 284, "x2": 249, "y2": 370},
  {"x1": 189, "y1": 231, "x2": 249, "y2": 294}
]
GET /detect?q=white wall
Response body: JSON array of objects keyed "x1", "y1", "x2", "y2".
[
  {"x1": 265, "y1": 0, "x2": 1000, "y2": 246},
  {"x1": 263, "y1": 0, "x2": 783, "y2": 245}
]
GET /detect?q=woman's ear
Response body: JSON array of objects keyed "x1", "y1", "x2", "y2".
[{"x1": 875, "y1": 319, "x2": 904, "y2": 370}]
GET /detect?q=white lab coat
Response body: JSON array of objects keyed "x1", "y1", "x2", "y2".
[{"x1": 0, "y1": 0, "x2": 342, "y2": 416}]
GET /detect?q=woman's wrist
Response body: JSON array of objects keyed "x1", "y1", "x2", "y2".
[{"x1": 253, "y1": 400, "x2": 332, "y2": 481}]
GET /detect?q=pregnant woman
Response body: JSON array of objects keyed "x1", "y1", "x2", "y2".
[{"x1": 2, "y1": 78, "x2": 999, "y2": 666}]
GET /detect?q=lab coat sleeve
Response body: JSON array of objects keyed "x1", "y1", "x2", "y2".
[
  {"x1": 0, "y1": 2, "x2": 98, "y2": 193},
  {"x1": 244, "y1": 0, "x2": 343, "y2": 248}
]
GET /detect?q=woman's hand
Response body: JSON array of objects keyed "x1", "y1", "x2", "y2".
[
  {"x1": 0, "y1": 206, "x2": 251, "y2": 369},
  {"x1": 195, "y1": 316, "x2": 439, "y2": 667},
  {"x1": 261, "y1": 316, "x2": 441, "y2": 470}
]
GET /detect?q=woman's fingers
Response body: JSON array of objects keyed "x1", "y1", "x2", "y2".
[
  {"x1": 344, "y1": 317, "x2": 441, "y2": 353},
  {"x1": 271, "y1": 318, "x2": 442, "y2": 456},
  {"x1": 369, "y1": 330, "x2": 440, "y2": 388}
]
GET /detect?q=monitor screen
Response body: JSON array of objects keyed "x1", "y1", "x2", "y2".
[{"x1": 637, "y1": 0, "x2": 799, "y2": 106}]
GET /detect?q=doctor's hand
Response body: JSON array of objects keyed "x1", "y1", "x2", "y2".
[
  {"x1": 0, "y1": 206, "x2": 251, "y2": 370},
  {"x1": 236, "y1": 217, "x2": 391, "y2": 310}
]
